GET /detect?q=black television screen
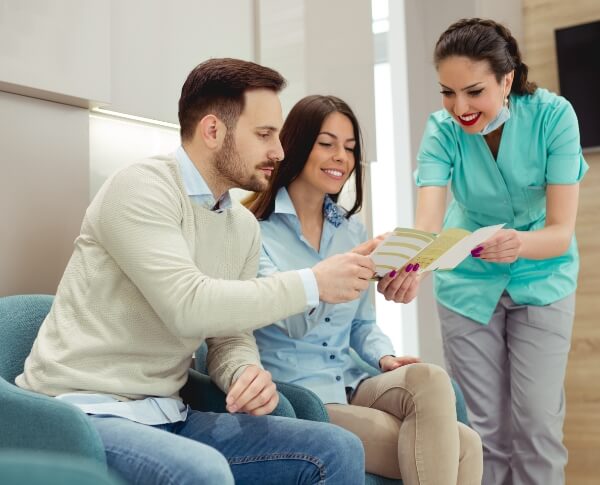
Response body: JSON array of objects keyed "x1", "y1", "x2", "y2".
[{"x1": 555, "y1": 20, "x2": 600, "y2": 150}]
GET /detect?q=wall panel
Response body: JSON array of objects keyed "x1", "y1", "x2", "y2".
[
  {"x1": 0, "y1": 0, "x2": 110, "y2": 107},
  {"x1": 0, "y1": 92, "x2": 89, "y2": 296},
  {"x1": 109, "y1": 0, "x2": 254, "y2": 123}
]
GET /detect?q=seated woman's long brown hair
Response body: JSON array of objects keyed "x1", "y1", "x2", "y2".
[{"x1": 244, "y1": 95, "x2": 364, "y2": 220}]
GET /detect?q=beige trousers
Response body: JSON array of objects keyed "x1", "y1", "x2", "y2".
[{"x1": 326, "y1": 363, "x2": 483, "y2": 485}]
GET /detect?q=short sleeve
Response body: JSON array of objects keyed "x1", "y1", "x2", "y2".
[
  {"x1": 545, "y1": 98, "x2": 589, "y2": 184},
  {"x1": 414, "y1": 112, "x2": 456, "y2": 187}
]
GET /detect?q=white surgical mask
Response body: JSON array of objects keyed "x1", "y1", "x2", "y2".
[{"x1": 480, "y1": 79, "x2": 510, "y2": 136}]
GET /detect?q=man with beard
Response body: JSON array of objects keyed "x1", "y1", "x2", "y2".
[{"x1": 16, "y1": 58, "x2": 374, "y2": 485}]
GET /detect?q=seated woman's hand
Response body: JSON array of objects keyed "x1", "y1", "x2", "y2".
[
  {"x1": 379, "y1": 355, "x2": 421, "y2": 372},
  {"x1": 225, "y1": 365, "x2": 279, "y2": 416},
  {"x1": 377, "y1": 266, "x2": 422, "y2": 303}
]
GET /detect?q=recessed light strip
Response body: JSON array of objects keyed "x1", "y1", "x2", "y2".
[{"x1": 91, "y1": 107, "x2": 180, "y2": 130}]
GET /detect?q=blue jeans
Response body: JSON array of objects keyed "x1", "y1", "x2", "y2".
[{"x1": 90, "y1": 410, "x2": 364, "y2": 484}]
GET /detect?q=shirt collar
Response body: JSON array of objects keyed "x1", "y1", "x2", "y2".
[
  {"x1": 273, "y1": 188, "x2": 345, "y2": 228},
  {"x1": 273, "y1": 187, "x2": 297, "y2": 216},
  {"x1": 175, "y1": 145, "x2": 232, "y2": 211}
]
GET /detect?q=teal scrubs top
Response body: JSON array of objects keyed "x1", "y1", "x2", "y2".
[{"x1": 415, "y1": 88, "x2": 588, "y2": 324}]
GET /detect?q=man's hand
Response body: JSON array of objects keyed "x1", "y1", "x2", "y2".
[
  {"x1": 379, "y1": 355, "x2": 421, "y2": 372},
  {"x1": 472, "y1": 229, "x2": 522, "y2": 263},
  {"x1": 312, "y1": 253, "x2": 375, "y2": 304},
  {"x1": 377, "y1": 266, "x2": 422, "y2": 303},
  {"x1": 225, "y1": 365, "x2": 279, "y2": 416},
  {"x1": 351, "y1": 233, "x2": 390, "y2": 256}
]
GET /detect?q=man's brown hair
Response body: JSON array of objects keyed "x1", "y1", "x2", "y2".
[{"x1": 178, "y1": 58, "x2": 287, "y2": 141}]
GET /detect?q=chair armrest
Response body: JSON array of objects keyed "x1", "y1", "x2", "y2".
[
  {"x1": 451, "y1": 379, "x2": 470, "y2": 426},
  {"x1": 274, "y1": 380, "x2": 329, "y2": 422},
  {"x1": 182, "y1": 369, "x2": 296, "y2": 418},
  {"x1": 0, "y1": 451, "x2": 123, "y2": 485},
  {"x1": 349, "y1": 348, "x2": 380, "y2": 377},
  {"x1": 181, "y1": 369, "x2": 228, "y2": 413},
  {"x1": 0, "y1": 378, "x2": 105, "y2": 464}
]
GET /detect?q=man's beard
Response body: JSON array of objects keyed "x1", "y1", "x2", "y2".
[{"x1": 214, "y1": 131, "x2": 273, "y2": 193}]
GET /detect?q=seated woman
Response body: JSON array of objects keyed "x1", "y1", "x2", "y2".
[{"x1": 246, "y1": 95, "x2": 483, "y2": 484}]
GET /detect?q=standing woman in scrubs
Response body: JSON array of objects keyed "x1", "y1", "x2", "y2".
[{"x1": 415, "y1": 18, "x2": 588, "y2": 485}]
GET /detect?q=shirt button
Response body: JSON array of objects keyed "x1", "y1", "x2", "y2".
[
  {"x1": 335, "y1": 376, "x2": 341, "y2": 381},
  {"x1": 324, "y1": 317, "x2": 331, "y2": 323},
  {"x1": 322, "y1": 342, "x2": 328, "y2": 347},
  {"x1": 330, "y1": 354, "x2": 335, "y2": 360}
]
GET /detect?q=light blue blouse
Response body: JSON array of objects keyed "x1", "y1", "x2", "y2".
[
  {"x1": 255, "y1": 188, "x2": 395, "y2": 404},
  {"x1": 415, "y1": 88, "x2": 589, "y2": 324}
]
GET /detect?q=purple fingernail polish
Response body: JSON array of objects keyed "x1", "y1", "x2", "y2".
[
  {"x1": 471, "y1": 252, "x2": 480, "y2": 258},
  {"x1": 412, "y1": 263, "x2": 420, "y2": 272},
  {"x1": 389, "y1": 270, "x2": 397, "y2": 278},
  {"x1": 474, "y1": 246, "x2": 484, "y2": 252},
  {"x1": 405, "y1": 264, "x2": 413, "y2": 272}
]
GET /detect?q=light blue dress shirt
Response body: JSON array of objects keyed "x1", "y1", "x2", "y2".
[
  {"x1": 176, "y1": 145, "x2": 233, "y2": 211},
  {"x1": 59, "y1": 147, "x2": 318, "y2": 423},
  {"x1": 415, "y1": 88, "x2": 588, "y2": 324},
  {"x1": 254, "y1": 188, "x2": 395, "y2": 404}
]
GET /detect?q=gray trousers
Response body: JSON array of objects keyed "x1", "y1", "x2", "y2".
[{"x1": 438, "y1": 292, "x2": 575, "y2": 485}]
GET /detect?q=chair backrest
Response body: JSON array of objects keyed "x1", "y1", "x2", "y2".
[
  {"x1": 0, "y1": 294, "x2": 54, "y2": 383},
  {"x1": 195, "y1": 341, "x2": 209, "y2": 374}
]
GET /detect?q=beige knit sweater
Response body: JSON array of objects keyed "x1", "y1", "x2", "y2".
[{"x1": 16, "y1": 156, "x2": 307, "y2": 400}]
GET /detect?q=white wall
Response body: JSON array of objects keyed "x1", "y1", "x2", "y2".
[
  {"x1": 260, "y1": 0, "x2": 376, "y2": 162},
  {"x1": 109, "y1": 0, "x2": 255, "y2": 123},
  {"x1": 0, "y1": 0, "x2": 110, "y2": 107},
  {"x1": 0, "y1": 0, "x2": 256, "y2": 296},
  {"x1": 0, "y1": 92, "x2": 89, "y2": 295},
  {"x1": 258, "y1": 0, "x2": 306, "y2": 116},
  {"x1": 259, "y1": 0, "x2": 376, "y2": 237}
]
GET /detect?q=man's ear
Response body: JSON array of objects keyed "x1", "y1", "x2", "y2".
[{"x1": 194, "y1": 114, "x2": 226, "y2": 150}]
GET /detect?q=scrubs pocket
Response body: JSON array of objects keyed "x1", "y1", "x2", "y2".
[{"x1": 525, "y1": 185, "x2": 546, "y2": 220}]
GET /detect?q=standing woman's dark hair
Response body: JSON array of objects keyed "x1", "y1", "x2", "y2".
[
  {"x1": 434, "y1": 18, "x2": 537, "y2": 95},
  {"x1": 249, "y1": 95, "x2": 364, "y2": 220}
]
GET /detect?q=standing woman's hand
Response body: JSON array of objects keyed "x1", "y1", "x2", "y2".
[{"x1": 472, "y1": 229, "x2": 523, "y2": 263}]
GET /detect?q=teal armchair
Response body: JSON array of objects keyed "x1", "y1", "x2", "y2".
[
  {"x1": 0, "y1": 450, "x2": 124, "y2": 485},
  {"x1": 0, "y1": 294, "x2": 124, "y2": 484},
  {"x1": 0, "y1": 295, "x2": 106, "y2": 462}
]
